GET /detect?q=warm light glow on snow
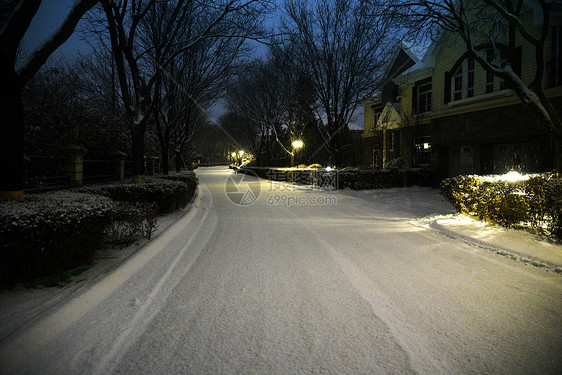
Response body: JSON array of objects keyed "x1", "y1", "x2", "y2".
[
  {"x1": 325, "y1": 166, "x2": 333, "y2": 171},
  {"x1": 498, "y1": 171, "x2": 529, "y2": 182},
  {"x1": 483, "y1": 170, "x2": 530, "y2": 183}
]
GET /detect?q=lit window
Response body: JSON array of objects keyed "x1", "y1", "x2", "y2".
[{"x1": 414, "y1": 136, "x2": 432, "y2": 166}]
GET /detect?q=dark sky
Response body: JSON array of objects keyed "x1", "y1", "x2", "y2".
[
  {"x1": 21, "y1": 0, "x2": 92, "y2": 63},
  {"x1": 19, "y1": 0, "x2": 364, "y2": 128}
]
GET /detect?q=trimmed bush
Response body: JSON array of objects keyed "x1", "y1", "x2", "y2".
[
  {"x1": 76, "y1": 176, "x2": 195, "y2": 213},
  {"x1": 106, "y1": 201, "x2": 158, "y2": 248},
  {"x1": 0, "y1": 192, "x2": 113, "y2": 286},
  {"x1": 1, "y1": 174, "x2": 199, "y2": 287},
  {"x1": 440, "y1": 172, "x2": 562, "y2": 237},
  {"x1": 158, "y1": 173, "x2": 198, "y2": 204},
  {"x1": 337, "y1": 168, "x2": 436, "y2": 190},
  {"x1": 239, "y1": 166, "x2": 435, "y2": 190}
]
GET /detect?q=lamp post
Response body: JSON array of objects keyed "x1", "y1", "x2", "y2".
[{"x1": 291, "y1": 140, "x2": 304, "y2": 167}]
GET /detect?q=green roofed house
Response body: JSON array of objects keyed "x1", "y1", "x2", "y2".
[{"x1": 361, "y1": 0, "x2": 562, "y2": 180}]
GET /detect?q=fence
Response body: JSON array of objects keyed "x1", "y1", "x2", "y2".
[
  {"x1": 23, "y1": 151, "x2": 160, "y2": 192},
  {"x1": 24, "y1": 156, "x2": 69, "y2": 192},
  {"x1": 83, "y1": 158, "x2": 115, "y2": 183}
]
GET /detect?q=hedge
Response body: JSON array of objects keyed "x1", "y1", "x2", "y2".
[
  {"x1": 158, "y1": 172, "x2": 198, "y2": 204},
  {"x1": 0, "y1": 192, "x2": 113, "y2": 286},
  {"x1": 1, "y1": 174, "x2": 199, "y2": 287},
  {"x1": 337, "y1": 168, "x2": 435, "y2": 190},
  {"x1": 75, "y1": 175, "x2": 197, "y2": 213},
  {"x1": 440, "y1": 172, "x2": 562, "y2": 238},
  {"x1": 238, "y1": 166, "x2": 435, "y2": 190}
]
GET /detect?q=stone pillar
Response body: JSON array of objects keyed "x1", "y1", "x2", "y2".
[
  {"x1": 66, "y1": 145, "x2": 85, "y2": 186},
  {"x1": 113, "y1": 151, "x2": 127, "y2": 181}
]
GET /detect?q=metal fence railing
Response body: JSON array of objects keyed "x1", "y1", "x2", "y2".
[{"x1": 24, "y1": 156, "x2": 69, "y2": 192}]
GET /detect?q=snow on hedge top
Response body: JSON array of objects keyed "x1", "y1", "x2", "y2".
[{"x1": 0, "y1": 192, "x2": 114, "y2": 230}]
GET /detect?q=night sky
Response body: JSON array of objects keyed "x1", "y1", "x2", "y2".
[{"x1": 21, "y1": 0, "x2": 92, "y2": 63}]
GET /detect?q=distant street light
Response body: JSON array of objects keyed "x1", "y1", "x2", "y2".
[
  {"x1": 292, "y1": 140, "x2": 303, "y2": 149},
  {"x1": 291, "y1": 140, "x2": 304, "y2": 167}
]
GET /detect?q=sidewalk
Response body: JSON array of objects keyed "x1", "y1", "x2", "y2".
[{"x1": 412, "y1": 213, "x2": 562, "y2": 273}]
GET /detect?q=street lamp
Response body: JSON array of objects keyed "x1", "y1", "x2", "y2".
[{"x1": 291, "y1": 140, "x2": 304, "y2": 167}]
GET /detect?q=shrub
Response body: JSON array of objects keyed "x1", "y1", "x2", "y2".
[
  {"x1": 440, "y1": 172, "x2": 561, "y2": 237},
  {"x1": 76, "y1": 176, "x2": 195, "y2": 213},
  {"x1": 0, "y1": 192, "x2": 113, "y2": 286},
  {"x1": 338, "y1": 168, "x2": 436, "y2": 190},
  {"x1": 106, "y1": 201, "x2": 159, "y2": 248},
  {"x1": 158, "y1": 173, "x2": 198, "y2": 204},
  {"x1": 1, "y1": 175, "x2": 199, "y2": 287},
  {"x1": 545, "y1": 178, "x2": 562, "y2": 237}
]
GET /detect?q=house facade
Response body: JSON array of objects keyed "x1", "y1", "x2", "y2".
[
  {"x1": 361, "y1": 42, "x2": 419, "y2": 167},
  {"x1": 361, "y1": 1, "x2": 562, "y2": 179}
]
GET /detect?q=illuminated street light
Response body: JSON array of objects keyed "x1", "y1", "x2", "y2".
[
  {"x1": 239, "y1": 150, "x2": 245, "y2": 157},
  {"x1": 231, "y1": 152, "x2": 236, "y2": 159},
  {"x1": 291, "y1": 140, "x2": 304, "y2": 167}
]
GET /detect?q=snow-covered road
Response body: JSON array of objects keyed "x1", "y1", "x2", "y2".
[{"x1": 1, "y1": 166, "x2": 561, "y2": 374}]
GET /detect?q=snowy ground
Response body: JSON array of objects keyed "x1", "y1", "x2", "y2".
[{"x1": 0, "y1": 166, "x2": 561, "y2": 374}]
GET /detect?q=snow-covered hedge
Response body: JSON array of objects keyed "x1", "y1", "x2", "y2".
[
  {"x1": 0, "y1": 175, "x2": 198, "y2": 286},
  {"x1": 0, "y1": 192, "x2": 113, "y2": 286},
  {"x1": 440, "y1": 173, "x2": 562, "y2": 237},
  {"x1": 337, "y1": 168, "x2": 435, "y2": 190},
  {"x1": 238, "y1": 167, "x2": 435, "y2": 190},
  {"x1": 158, "y1": 173, "x2": 198, "y2": 203},
  {"x1": 106, "y1": 201, "x2": 158, "y2": 248},
  {"x1": 76, "y1": 175, "x2": 197, "y2": 213}
]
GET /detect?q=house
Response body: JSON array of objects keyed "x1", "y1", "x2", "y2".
[
  {"x1": 362, "y1": 0, "x2": 562, "y2": 179},
  {"x1": 361, "y1": 42, "x2": 419, "y2": 167}
]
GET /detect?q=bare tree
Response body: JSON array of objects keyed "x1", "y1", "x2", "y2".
[
  {"x1": 152, "y1": 14, "x2": 249, "y2": 174},
  {"x1": 227, "y1": 61, "x2": 280, "y2": 165},
  {"x1": 282, "y1": 0, "x2": 392, "y2": 166},
  {"x1": 99, "y1": 0, "x2": 272, "y2": 180},
  {"x1": 227, "y1": 48, "x2": 316, "y2": 165},
  {"x1": 23, "y1": 58, "x2": 128, "y2": 157},
  {"x1": 380, "y1": 0, "x2": 562, "y2": 163},
  {"x1": 0, "y1": 0, "x2": 98, "y2": 196}
]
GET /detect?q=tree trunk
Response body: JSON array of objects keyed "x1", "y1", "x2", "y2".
[
  {"x1": 0, "y1": 67, "x2": 24, "y2": 197},
  {"x1": 161, "y1": 144, "x2": 170, "y2": 175},
  {"x1": 175, "y1": 145, "x2": 183, "y2": 173},
  {"x1": 131, "y1": 127, "x2": 145, "y2": 182}
]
